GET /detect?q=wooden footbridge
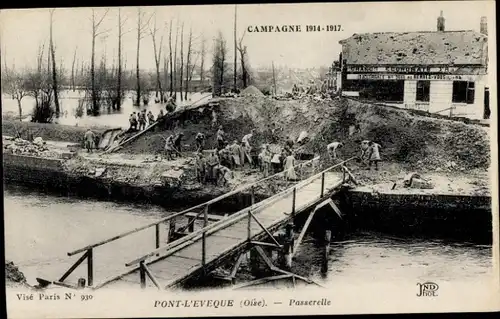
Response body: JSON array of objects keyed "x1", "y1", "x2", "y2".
[{"x1": 40, "y1": 156, "x2": 358, "y2": 290}]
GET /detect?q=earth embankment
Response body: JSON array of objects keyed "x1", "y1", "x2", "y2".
[
  {"x1": 2, "y1": 119, "x2": 107, "y2": 144},
  {"x1": 118, "y1": 96, "x2": 491, "y2": 173}
]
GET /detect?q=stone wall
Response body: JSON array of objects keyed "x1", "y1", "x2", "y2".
[{"x1": 346, "y1": 189, "x2": 492, "y2": 243}]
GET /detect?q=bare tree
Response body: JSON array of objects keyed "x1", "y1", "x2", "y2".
[
  {"x1": 168, "y1": 19, "x2": 174, "y2": 96},
  {"x1": 117, "y1": 8, "x2": 132, "y2": 110},
  {"x1": 199, "y1": 37, "x2": 206, "y2": 90},
  {"x1": 173, "y1": 19, "x2": 179, "y2": 100},
  {"x1": 233, "y1": 5, "x2": 237, "y2": 93},
  {"x1": 4, "y1": 70, "x2": 28, "y2": 121},
  {"x1": 49, "y1": 9, "x2": 60, "y2": 117},
  {"x1": 135, "y1": 8, "x2": 153, "y2": 106},
  {"x1": 90, "y1": 8, "x2": 110, "y2": 115},
  {"x1": 179, "y1": 22, "x2": 185, "y2": 102},
  {"x1": 212, "y1": 31, "x2": 227, "y2": 97},
  {"x1": 25, "y1": 42, "x2": 54, "y2": 123},
  {"x1": 150, "y1": 12, "x2": 165, "y2": 101},
  {"x1": 184, "y1": 26, "x2": 194, "y2": 100},
  {"x1": 71, "y1": 47, "x2": 78, "y2": 91},
  {"x1": 236, "y1": 30, "x2": 250, "y2": 88}
]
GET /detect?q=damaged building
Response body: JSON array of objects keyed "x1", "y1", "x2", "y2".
[{"x1": 338, "y1": 12, "x2": 489, "y2": 120}]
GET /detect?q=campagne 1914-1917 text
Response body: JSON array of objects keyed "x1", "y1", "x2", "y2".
[{"x1": 2, "y1": 1, "x2": 499, "y2": 318}]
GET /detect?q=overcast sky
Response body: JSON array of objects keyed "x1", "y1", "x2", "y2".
[{"x1": 0, "y1": 1, "x2": 495, "y2": 72}]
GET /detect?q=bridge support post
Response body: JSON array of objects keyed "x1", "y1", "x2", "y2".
[
  {"x1": 282, "y1": 223, "x2": 294, "y2": 270},
  {"x1": 87, "y1": 248, "x2": 93, "y2": 287},
  {"x1": 187, "y1": 216, "x2": 195, "y2": 233},
  {"x1": 167, "y1": 219, "x2": 176, "y2": 243},
  {"x1": 139, "y1": 261, "x2": 146, "y2": 289},
  {"x1": 321, "y1": 230, "x2": 332, "y2": 274},
  {"x1": 155, "y1": 224, "x2": 160, "y2": 257}
]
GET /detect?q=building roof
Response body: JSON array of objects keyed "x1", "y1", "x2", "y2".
[{"x1": 339, "y1": 31, "x2": 488, "y2": 65}]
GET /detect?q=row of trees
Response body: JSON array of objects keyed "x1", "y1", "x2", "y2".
[{"x1": 2, "y1": 7, "x2": 255, "y2": 123}]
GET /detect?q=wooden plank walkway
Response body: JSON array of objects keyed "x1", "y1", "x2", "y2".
[{"x1": 102, "y1": 172, "x2": 342, "y2": 289}]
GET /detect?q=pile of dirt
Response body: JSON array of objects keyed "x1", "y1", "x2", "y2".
[
  {"x1": 306, "y1": 98, "x2": 491, "y2": 171},
  {"x1": 5, "y1": 260, "x2": 28, "y2": 288},
  {"x1": 2, "y1": 119, "x2": 106, "y2": 144},
  {"x1": 240, "y1": 85, "x2": 265, "y2": 97},
  {"x1": 117, "y1": 96, "x2": 491, "y2": 173}
]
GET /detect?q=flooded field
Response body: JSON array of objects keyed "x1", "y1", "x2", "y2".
[
  {"x1": 4, "y1": 184, "x2": 493, "y2": 290},
  {"x1": 1, "y1": 90, "x2": 212, "y2": 129}
]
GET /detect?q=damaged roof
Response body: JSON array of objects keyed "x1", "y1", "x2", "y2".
[{"x1": 339, "y1": 31, "x2": 488, "y2": 65}]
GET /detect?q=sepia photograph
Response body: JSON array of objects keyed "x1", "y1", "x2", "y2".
[{"x1": 2, "y1": 1, "x2": 499, "y2": 317}]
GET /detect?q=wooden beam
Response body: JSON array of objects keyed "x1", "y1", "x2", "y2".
[
  {"x1": 87, "y1": 249, "x2": 93, "y2": 287},
  {"x1": 249, "y1": 211, "x2": 282, "y2": 248},
  {"x1": 230, "y1": 253, "x2": 246, "y2": 279},
  {"x1": 53, "y1": 281, "x2": 79, "y2": 289},
  {"x1": 328, "y1": 200, "x2": 343, "y2": 219},
  {"x1": 233, "y1": 274, "x2": 292, "y2": 290},
  {"x1": 59, "y1": 250, "x2": 89, "y2": 282},
  {"x1": 143, "y1": 263, "x2": 162, "y2": 290},
  {"x1": 139, "y1": 262, "x2": 146, "y2": 289},
  {"x1": 272, "y1": 268, "x2": 326, "y2": 288},
  {"x1": 254, "y1": 245, "x2": 275, "y2": 270},
  {"x1": 292, "y1": 209, "x2": 316, "y2": 258},
  {"x1": 250, "y1": 241, "x2": 281, "y2": 248},
  {"x1": 342, "y1": 166, "x2": 359, "y2": 185}
]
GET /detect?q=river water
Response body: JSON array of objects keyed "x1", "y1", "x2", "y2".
[{"x1": 4, "y1": 185, "x2": 493, "y2": 290}]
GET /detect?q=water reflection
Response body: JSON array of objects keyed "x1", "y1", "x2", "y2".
[
  {"x1": 3, "y1": 185, "x2": 493, "y2": 289},
  {"x1": 2, "y1": 90, "x2": 211, "y2": 129}
]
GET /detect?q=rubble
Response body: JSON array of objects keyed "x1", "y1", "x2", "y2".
[{"x1": 3, "y1": 136, "x2": 75, "y2": 159}]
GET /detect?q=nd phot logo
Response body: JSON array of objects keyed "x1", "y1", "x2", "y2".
[{"x1": 416, "y1": 282, "x2": 439, "y2": 297}]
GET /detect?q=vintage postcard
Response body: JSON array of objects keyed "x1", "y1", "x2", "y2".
[{"x1": 2, "y1": 1, "x2": 499, "y2": 317}]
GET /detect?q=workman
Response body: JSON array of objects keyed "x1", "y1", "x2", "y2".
[
  {"x1": 164, "y1": 135, "x2": 175, "y2": 160},
  {"x1": 216, "y1": 126, "x2": 225, "y2": 150},
  {"x1": 241, "y1": 129, "x2": 255, "y2": 165},
  {"x1": 284, "y1": 137, "x2": 294, "y2": 155},
  {"x1": 296, "y1": 131, "x2": 309, "y2": 146},
  {"x1": 229, "y1": 140, "x2": 242, "y2": 168},
  {"x1": 138, "y1": 110, "x2": 147, "y2": 130},
  {"x1": 195, "y1": 132, "x2": 206, "y2": 152},
  {"x1": 166, "y1": 96, "x2": 176, "y2": 113},
  {"x1": 216, "y1": 164, "x2": 233, "y2": 187},
  {"x1": 129, "y1": 112, "x2": 138, "y2": 131},
  {"x1": 173, "y1": 132, "x2": 184, "y2": 155},
  {"x1": 360, "y1": 140, "x2": 370, "y2": 162},
  {"x1": 147, "y1": 110, "x2": 155, "y2": 126},
  {"x1": 157, "y1": 109, "x2": 165, "y2": 121},
  {"x1": 195, "y1": 152, "x2": 206, "y2": 183},
  {"x1": 327, "y1": 141, "x2": 343, "y2": 160},
  {"x1": 367, "y1": 141, "x2": 382, "y2": 171},
  {"x1": 84, "y1": 129, "x2": 96, "y2": 153},
  {"x1": 205, "y1": 151, "x2": 220, "y2": 184}
]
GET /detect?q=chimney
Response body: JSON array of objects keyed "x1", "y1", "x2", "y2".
[
  {"x1": 437, "y1": 11, "x2": 445, "y2": 32},
  {"x1": 480, "y1": 16, "x2": 488, "y2": 35}
]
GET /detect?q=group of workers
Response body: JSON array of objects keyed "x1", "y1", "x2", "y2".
[
  {"x1": 128, "y1": 96, "x2": 177, "y2": 132},
  {"x1": 326, "y1": 139, "x2": 382, "y2": 170},
  {"x1": 161, "y1": 124, "x2": 304, "y2": 187}
]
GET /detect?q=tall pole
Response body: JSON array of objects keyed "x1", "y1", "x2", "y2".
[{"x1": 233, "y1": 5, "x2": 237, "y2": 93}]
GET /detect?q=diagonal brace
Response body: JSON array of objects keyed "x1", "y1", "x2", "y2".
[{"x1": 249, "y1": 211, "x2": 281, "y2": 248}]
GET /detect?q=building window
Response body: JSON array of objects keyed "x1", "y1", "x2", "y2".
[
  {"x1": 452, "y1": 81, "x2": 475, "y2": 104},
  {"x1": 359, "y1": 80, "x2": 404, "y2": 103},
  {"x1": 416, "y1": 80, "x2": 430, "y2": 102}
]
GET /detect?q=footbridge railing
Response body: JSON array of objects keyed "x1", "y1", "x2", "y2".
[
  {"x1": 52, "y1": 154, "x2": 353, "y2": 289},
  {"x1": 123, "y1": 156, "x2": 358, "y2": 289}
]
